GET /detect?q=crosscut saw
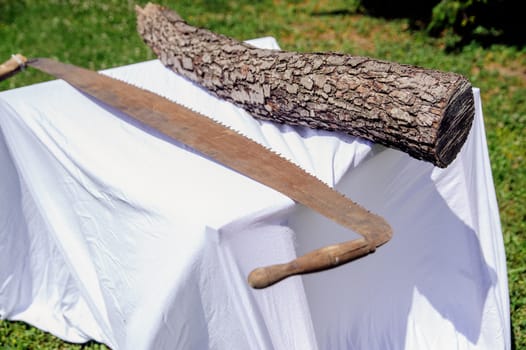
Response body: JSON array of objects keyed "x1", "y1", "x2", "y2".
[{"x1": 0, "y1": 54, "x2": 392, "y2": 289}]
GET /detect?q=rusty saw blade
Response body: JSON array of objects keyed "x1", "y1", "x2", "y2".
[{"x1": 0, "y1": 55, "x2": 392, "y2": 288}]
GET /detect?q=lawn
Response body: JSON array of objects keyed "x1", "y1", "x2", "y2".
[{"x1": 1, "y1": 0, "x2": 524, "y2": 349}]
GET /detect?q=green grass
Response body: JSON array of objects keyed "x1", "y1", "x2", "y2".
[
  {"x1": 1, "y1": 0, "x2": 525, "y2": 348},
  {"x1": 0, "y1": 320, "x2": 107, "y2": 350}
]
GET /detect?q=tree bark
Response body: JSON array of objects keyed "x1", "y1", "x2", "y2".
[{"x1": 136, "y1": 3, "x2": 475, "y2": 168}]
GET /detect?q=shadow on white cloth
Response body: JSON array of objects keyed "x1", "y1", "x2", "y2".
[{"x1": 293, "y1": 148, "x2": 499, "y2": 349}]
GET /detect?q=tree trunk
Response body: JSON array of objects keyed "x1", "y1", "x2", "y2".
[{"x1": 136, "y1": 3, "x2": 475, "y2": 168}]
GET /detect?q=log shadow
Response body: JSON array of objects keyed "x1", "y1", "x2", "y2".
[{"x1": 290, "y1": 149, "x2": 498, "y2": 349}]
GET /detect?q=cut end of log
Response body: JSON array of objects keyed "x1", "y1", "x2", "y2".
[
  {"x1": 136, "y1": 3, "x2": 183, "y2": 34},
  {"x1": 434, "y1": 78, "x2": 475, "y2": 168},
  {"x1": 135, "y1": 3, "x2": 156, "y2": 18}
]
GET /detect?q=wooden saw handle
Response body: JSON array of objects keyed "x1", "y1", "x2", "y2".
[
  {"x1": 248, "y1": 237, "x2": 375, "y2": 289},
  {"x1": 0, "y1": 54, "x2": 27, "y2": 81}
]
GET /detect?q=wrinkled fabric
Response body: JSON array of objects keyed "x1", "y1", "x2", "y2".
[{"x1": 0, "y1": 37, "x2": 509, "y2": 349}]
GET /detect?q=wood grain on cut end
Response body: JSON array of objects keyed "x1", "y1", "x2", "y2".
[
  {"x1": 136, "y1": 3, "x2": 476, "y2": 168},
  {"x1": 434, "y1": 79, "x2": 475, "y2": 167}
]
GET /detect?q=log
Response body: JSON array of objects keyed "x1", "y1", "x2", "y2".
[{"x1": 136, "y1": 3, "x2": 475, "y2": 168}]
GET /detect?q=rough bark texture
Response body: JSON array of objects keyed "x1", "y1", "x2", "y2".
[{"x1": 136, "y1": 3, "x2": 475, "y2": 168}]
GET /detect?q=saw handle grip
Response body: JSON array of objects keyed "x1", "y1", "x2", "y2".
[
  {"x1": 0, "y1": 54, "x2": 27, "y2": 82},
  {"x1": 248, "y1": 237, "x2": 375, "y2": 289}
]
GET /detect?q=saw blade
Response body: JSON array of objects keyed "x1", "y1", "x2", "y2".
[{"x1": 28, "y1": 57, "x2": 392, "y2": 278}]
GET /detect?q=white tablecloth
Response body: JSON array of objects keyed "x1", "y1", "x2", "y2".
[{"x1": 0, "y1": 37, "x2": 510, "y2": 349}]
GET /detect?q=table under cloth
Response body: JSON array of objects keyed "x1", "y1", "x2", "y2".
[{"x1": 0, "y1": 37, "x2": 510, "y2": 349}]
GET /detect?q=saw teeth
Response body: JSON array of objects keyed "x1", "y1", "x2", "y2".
[
  {"x1": 95, "y1": 68, "x2": 351, "y2": 202},
  {"x1": 99, "y1": 67, "x2": 321, "y2": 182},
  {"x1": 24, "y1": 56, "x2": 392, "y2": 288}
]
